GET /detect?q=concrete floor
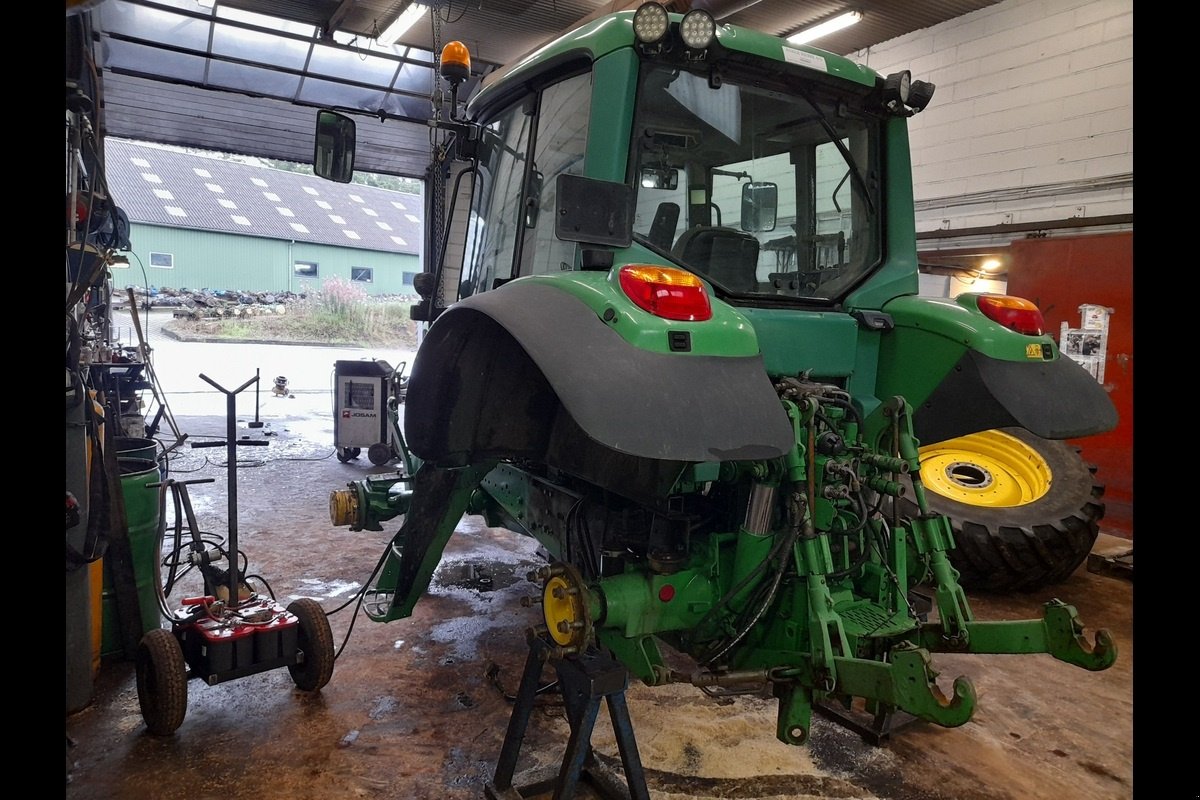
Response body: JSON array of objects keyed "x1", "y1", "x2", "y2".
[{"x1": 65, "y1": 317, "x2": 1134, "y2": 800}]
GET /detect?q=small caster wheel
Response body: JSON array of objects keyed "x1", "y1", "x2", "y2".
[
  {"x1": 368, "y1": 443, "x2": 393, "y2": 466},
  {"x1": 136, "y1": 628, "x2": 188, "y2": 736},
  {"x1": 287, "y1": 598, "x2": 335, "y2": 691}
]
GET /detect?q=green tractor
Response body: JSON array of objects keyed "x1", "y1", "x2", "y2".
[{"x1": 320, "y1": 2, "x2": 1117, "y2": 746}]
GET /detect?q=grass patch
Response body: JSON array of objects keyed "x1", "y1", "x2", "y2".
[{"x1": 166, "y1": 278, "x2": 419, "y2": 348}]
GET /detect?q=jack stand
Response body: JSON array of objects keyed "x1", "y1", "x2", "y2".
[{"x1": 485, "y1": 632, "x2": 650, "y2": 800}]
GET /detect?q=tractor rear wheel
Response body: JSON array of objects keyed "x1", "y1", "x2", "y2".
[{"x1": 902, "y1": 427, "x2": 1105, "y2": 592}]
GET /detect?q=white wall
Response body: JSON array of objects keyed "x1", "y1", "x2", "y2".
[{"x1": 850, "y1": 0, "x2": 1132, "y2": 250}]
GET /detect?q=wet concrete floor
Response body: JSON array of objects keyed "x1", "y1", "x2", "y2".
[{"x1": 66, "y1": 323, "x2": 1133, "y2": 799}]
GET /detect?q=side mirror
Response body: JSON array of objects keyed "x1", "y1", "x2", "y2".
[
  {"x1": 741, "y1": 181, "x2": 777, "y2": 232},
  {"x1": 640, "y1": 167, "x2": 679, "y2": 191},
  {"x1": 313, "y1": 110, "x2": 356, "y2": 183},
  {"x1": 413, "y1": 272, "x2": 436, "y2": 299}
]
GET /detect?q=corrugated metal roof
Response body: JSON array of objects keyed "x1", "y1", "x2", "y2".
[
  {"x1": 104, "y1": 138, "x2": 423, "y2": 255},
  {"x1": 93, "y1": 0, "x2": 1002, "y2": 176}
]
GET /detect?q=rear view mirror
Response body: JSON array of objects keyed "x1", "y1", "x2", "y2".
[
  {"x1": 313, "y1": 110, "x2": 356, "y2": 183},
  {"x1": 640, "y1": 167, "x2": 679, "y2": 191},
  {"x1": 741, "y1": 181, "x2": 777, "y2": 232}
]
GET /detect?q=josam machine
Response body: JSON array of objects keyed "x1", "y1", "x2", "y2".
[{"x1": 333, "y1": 359, "x2": 400, "y2": 466}]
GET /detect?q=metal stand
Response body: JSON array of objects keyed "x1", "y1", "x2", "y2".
[
  {"x1": 485, "y1": 633, "x2": 650, "y2": 800},
  {"x1": 190, "y1": 373, "x2": 268, "y2": 605}
]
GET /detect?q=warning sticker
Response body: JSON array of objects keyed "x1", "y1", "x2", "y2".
[
  {"x1": 1025, "y1": 343, "x2": 1043, "y2": 359},
  {"x1": 783, "y1": 47, "x2": 827, "y2": 72}
]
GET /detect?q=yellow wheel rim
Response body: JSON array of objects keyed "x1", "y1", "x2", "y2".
[{"x1": 918, "y1": 430, "x2": 1053, "y2": 508}]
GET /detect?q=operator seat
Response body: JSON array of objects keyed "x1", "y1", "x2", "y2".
[
  {"x1": 671, "y1": 225, "x2": 760, "y2": 293},
  {"x1": 647, "y1": 202, "x2": 680, "y2": 251}
]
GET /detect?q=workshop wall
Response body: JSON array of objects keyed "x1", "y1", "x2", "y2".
[{"x1": 854, "y1": 0, "x2": 1133, "y2": 241}]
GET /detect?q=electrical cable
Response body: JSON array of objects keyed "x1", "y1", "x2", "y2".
[
  {"x1": 437, "y1": 0, "x2": 473, "y2": 25},
  {"x1": 326, "y1": 542, "x2": 395, "y2": 661}
]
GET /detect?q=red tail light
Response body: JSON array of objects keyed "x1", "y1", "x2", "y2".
[
  {"x1": 976, "y1": 294, "x2": 1044, "y2": 336},
  {"x1": 617, "y1": 265, "x2": 712, "y2": 321}
]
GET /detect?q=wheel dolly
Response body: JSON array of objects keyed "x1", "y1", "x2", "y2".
[{"x1": 134, "y1": 372, "x2": 336, "y2": 736}]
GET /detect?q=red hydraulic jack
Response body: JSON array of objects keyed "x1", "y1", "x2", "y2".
[{"x1": 134, "y1": 372, "x2": 336, "y2": 736}]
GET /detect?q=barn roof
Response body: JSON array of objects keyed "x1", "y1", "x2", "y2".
[{"x1": 104, "y1": 137, "x2": 423, "y2": 256}]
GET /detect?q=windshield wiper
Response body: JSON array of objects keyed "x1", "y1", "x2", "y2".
[{"x1": 794, "y1": 89, "x2": 875, "y2": 217}]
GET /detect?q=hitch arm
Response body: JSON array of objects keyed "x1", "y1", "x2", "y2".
[
  {"x1": 917, "y1": 599, "x2": 1117, "y2": 671},
  {"x1": 770, "y1": 643, "x2": 977, "y2": 744},
  {"x1": 831, "y1": 645, "x2": 976, "y2": 728}
]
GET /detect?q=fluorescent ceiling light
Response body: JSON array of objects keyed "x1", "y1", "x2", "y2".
[
  {"x1": 377, "y1": 3, "x2": 427, "y2": 46},
  {"x1": 786, "y1": 10, "x2": 862, "y2": 46}
]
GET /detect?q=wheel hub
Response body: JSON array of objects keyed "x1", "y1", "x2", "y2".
[
  {"x1": 534, "y1": 562, "x2": 593, "y2": 649},
  {"x1": 941, "y1": 461, "x2": 994, "y2": 490}
]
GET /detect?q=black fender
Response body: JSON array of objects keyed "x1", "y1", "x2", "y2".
[
  {"x1": 912, "y1": 349, "x2": 1118, "y2": 444},
  {"x1": 405, "y1": 281, "x2": 794, "y2": 467}
]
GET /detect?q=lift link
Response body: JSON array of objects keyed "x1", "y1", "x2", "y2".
[
  {"x1": 783, "y1": 397, "x2": 851, "y2": 693},
  {"x1": 917, "y1": 599, "x2": 1117, "y2": 671},
  {"x1": 885, "y1": 396, "x2": 973, "y2": 643}
]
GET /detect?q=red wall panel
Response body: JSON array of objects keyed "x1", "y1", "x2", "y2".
[{"x1": 1006, "y1": 233, "x2": 1133, "y2": 538}]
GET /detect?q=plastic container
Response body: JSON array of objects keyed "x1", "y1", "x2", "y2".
[{"x1": 100, "y1": 458, "x2": 164, "y2": 657}]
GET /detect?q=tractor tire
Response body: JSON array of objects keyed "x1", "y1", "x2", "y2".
[
  {"x1": 135, "y1": 628, "x2": 188, "y2": 736},
  {"x1": 287, "y1": 598, "x2": 335, "y2": 692},
  {"x1": 901, "y1": 427, "x2": 1105, "y2": 593}
]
